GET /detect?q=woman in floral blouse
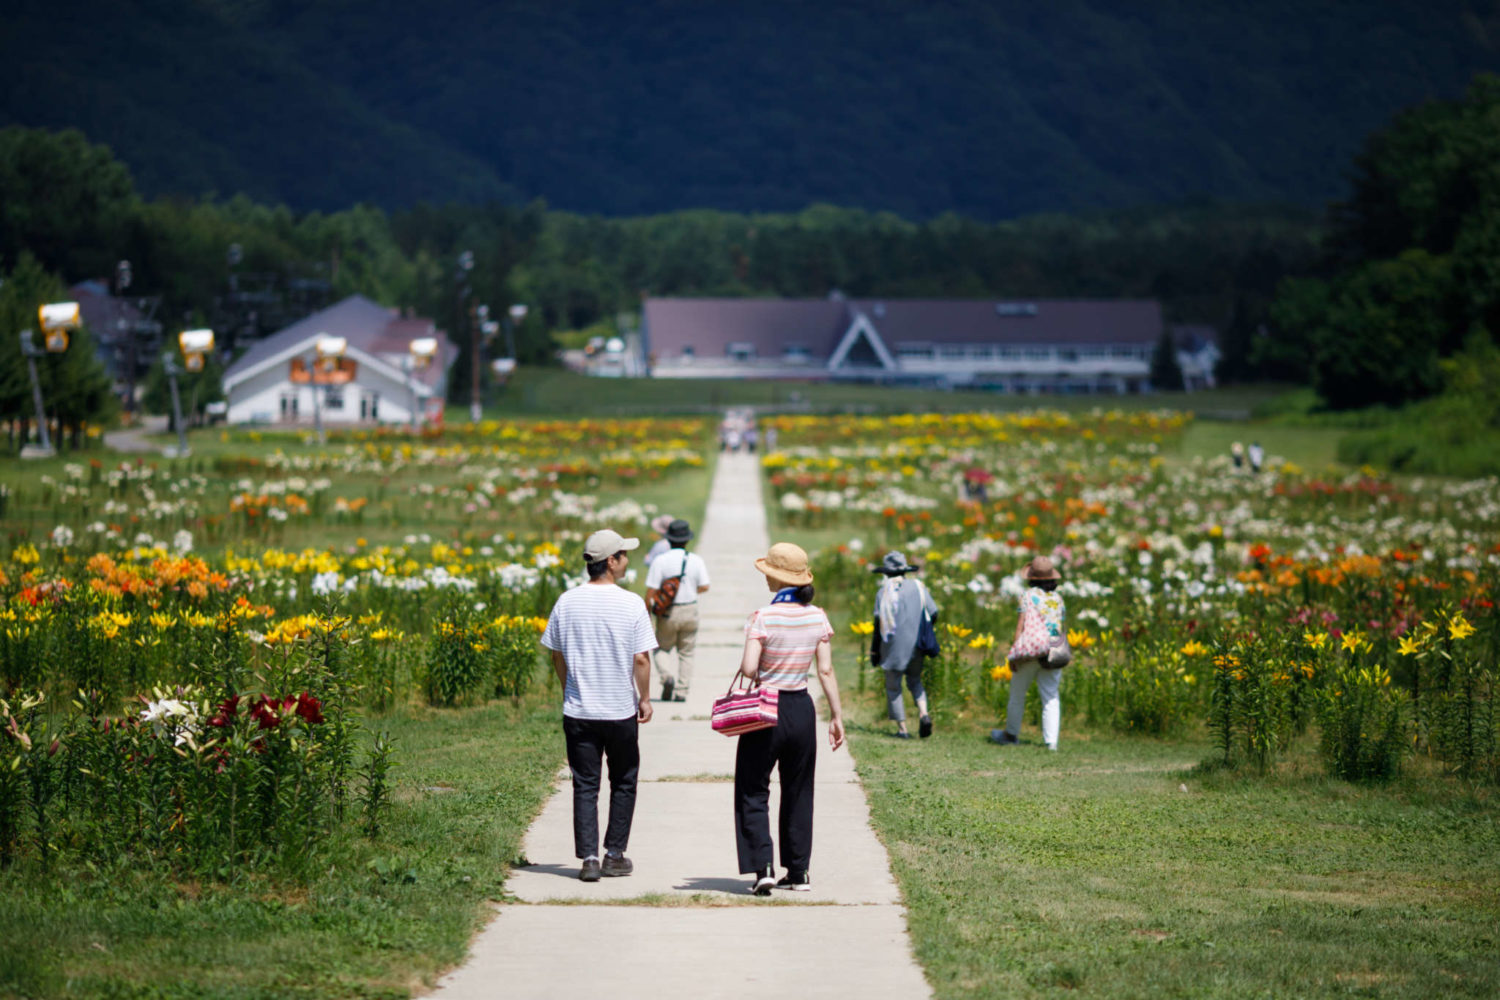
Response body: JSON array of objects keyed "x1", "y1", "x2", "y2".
[{"x1": 993, "y1": 556, "x2": 1066, "y2": 750}]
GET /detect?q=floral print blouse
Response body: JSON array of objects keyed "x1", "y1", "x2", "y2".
[{"x1": 1022, "y1": 587, "x2": 1066, "y2": 638}]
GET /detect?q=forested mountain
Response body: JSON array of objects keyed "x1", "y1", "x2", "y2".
[{"x1": 3, "y1": 1, "x2": 1497, "y2": 218}]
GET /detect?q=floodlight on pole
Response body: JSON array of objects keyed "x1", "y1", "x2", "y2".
[
  {"x1": 504, "y1": 303, "x2": 527, "y2": 361},
  {"x1": 406, "y1": 337, "x2": 437, "y2": 431},
  {"x1": 17, "y1": 301, "x2": 81, "y2": 456},
  {"x1": 179, "y1": 328, "x2": 215, "y2": 372},
  {"x1": 38, "y1": 301, "x2": 80, "y2": 353},
  {"x1": 306, "y1": 333, "x2": 346, "y2": 445}
]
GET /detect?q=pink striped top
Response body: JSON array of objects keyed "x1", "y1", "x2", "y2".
[{"x1": 745, "y1": 603, "x2": 834, "y2": 691}]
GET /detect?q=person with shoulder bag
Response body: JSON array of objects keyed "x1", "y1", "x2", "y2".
[
  {"x1": 644, "y1": 519, "x2": 711, "y2": 702},
  {"x1": 868, "y1": 551, "x2": 940, "y2": 739},
  {"x1": 734, "y1": 542, "x2": 844, "y2": 896},
  {"x1": 991, "y1": 555, "x2": 1069, "y2": 751}
]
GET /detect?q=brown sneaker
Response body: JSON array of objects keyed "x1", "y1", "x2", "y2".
[{"x1": 601, "y1": 853, "x2": 633, "y2": 877}]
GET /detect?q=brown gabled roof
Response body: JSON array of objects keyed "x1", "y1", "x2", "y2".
[
  {"x1": 643, "y1": 297, "x2": 1164, "y2": 358},
  {"x1": 848, "y1": 299, "x2": 1163, "y2": 346},
  {"x1": 644, "y1": 298, "x2": 849, "y2": 358}
]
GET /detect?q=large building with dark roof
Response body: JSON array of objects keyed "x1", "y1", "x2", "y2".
[{"x1": 642, "y1": 296, "x2": 1213, "y2": 392}]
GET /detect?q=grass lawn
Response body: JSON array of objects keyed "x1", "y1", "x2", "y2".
[
  {"x1": 1170, "y1": 421, "x2": 1347, "y2": 472},
  {"x1": 483, "y1": 369, "x2": 1294, "y2": 419},
  {"x1": 838, "y1": 690, "x2": 1500, "y2": 999},
  {"x1": 0, "y1": 695, "x2": 565, "y2": 999}
]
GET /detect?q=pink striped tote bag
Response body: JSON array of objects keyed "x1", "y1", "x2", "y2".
[{"x1": 711, "y1": 677, "x2": 780, "y2": 736}]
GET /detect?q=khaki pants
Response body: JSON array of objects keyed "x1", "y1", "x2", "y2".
[{"x1": 653, "y1": 603, "x2": 700, "y2": 694}]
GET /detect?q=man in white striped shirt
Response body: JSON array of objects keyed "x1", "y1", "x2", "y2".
[{"x1": 541, "y1": 528, "x2": 658, "y2": 882}]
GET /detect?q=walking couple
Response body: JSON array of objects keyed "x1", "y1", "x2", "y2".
[{"x1": 540, "y1": 530, "x2": 842, "y2": 894}]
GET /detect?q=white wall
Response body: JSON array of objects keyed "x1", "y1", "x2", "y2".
[{"x1": 227, "y1": 362, "x2": 430, "y2": 425}]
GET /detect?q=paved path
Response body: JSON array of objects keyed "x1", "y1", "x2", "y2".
[
  {"x1": 427, "y1": 450, "x2": 930, "y2": 999},
  {"x1": 103, "y1": 416, "x2": 169, "y2": 454}
]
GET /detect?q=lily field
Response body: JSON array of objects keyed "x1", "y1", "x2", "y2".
[{"x1": 0, "y1": 406, "x2": 1496, "y2": 999}]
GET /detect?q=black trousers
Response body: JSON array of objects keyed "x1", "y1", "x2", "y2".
[
  {"x1": 734, "y1": 688, "x2": 816, "y2": 874},
  {"x1": 563, "y1": 714, "x2": 639, "y2": 859}
]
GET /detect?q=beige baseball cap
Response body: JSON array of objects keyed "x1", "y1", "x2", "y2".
[{"x1": 583, "y1": 529, "x2": 640, "y2": 562}]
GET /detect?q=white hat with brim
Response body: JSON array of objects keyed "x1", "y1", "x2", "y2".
[{"x1": 583, "y1": 529, "x2": 640, "y2": 562}]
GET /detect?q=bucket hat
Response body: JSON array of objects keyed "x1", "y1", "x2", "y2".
[
  {"x1": 1023, "y1": 555, "x2": 1061, "y2": 581},
  {"x1": 754, "y1": 542, "x2": 814, "y2": 587},
  {"x1": 665, "y1": 519, "x2": 694, "y2": 544},
  {"x1": 870, "y1": 551, "x2": 920, "y2": 576}
]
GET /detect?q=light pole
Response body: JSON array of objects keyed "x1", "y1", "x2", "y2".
[
  {"x1": 505, "y1": 303, "x2": 527, "y2": 362},
  {"x1": 163, "y1": 329, "x2": 215, "y2": 457},
  {"x1": 471, "y1": 302, "x2": 489, "y2": 424},
  {"x1": 18, "y1": 302, "x2": 81, "y2": 458},
  {"x1": 406, "y1": 336, "x2": 437, "y2": 431},
  {"x1": 456, "y1": 250, "x2": 479, "y2": 424},
  {"x1": 306, "y1": 334, "x2": 346, "y2": 445}
]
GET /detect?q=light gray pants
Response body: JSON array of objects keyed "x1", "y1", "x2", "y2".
[
  {"x1": 653, "y1": 603, "x2": 699, "y2": 694},
  {"x1": 883, "y1": 659, "x2": 927, "y2": 723}
]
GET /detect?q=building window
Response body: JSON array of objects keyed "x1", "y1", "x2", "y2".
[
  {"x1": 681, "y1": 345, "x2": 695, "y2": 359},
  {"x1": 968, "y1": 345, "x2": 994, "y2": 360},
  {"x1": 324, "y1": 386, "x2": 345, "y2": 411},
  {"x1": 1057, "y1": 348, "x2": 1078, "y2": 363},
  {"x1": 726, "y1": 342, "x2": 756, "y2": 362},
  {"x1": 895, "y1": 343, "x2": 934, "y2": 360},
  {"x1": 938, "y1": 344, "x2": 966, "y2": 360},
  {"x1": 1024, "y1": 347, "x2": 1051, "y2": 360},
  {"x1": 998, "y1": 346, "x2": 1022, "y2": 360},
  {"x1": 783, "y1": 344, "x2": 812, "y2": 365}
]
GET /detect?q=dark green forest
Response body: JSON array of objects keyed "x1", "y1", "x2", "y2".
[
  {"x1": 0, "y1": 124, "x2": 1325, "y2": 399},
  {"x1": 3, "y1": 1, "x2": 1496, "y2": 218}
]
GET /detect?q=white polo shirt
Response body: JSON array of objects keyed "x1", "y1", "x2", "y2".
[{"x1": 644, "y1": 548, "x2": 711, "y2": 605}]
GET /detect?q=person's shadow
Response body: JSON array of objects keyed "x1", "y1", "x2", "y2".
[
  {"x1": 515, "y1": 864, "x2": 749, "y2": 895},
  {"x1": 674, "y1": 875, "x2": 752, "y2": 894},
  {"x1": 518, "y1": 862, "x2": 584, "y2": 880}
]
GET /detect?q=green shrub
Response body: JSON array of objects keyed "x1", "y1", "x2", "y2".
[{"x1": 1316, "y1": 663, "x2": 1405, "y2": 781}]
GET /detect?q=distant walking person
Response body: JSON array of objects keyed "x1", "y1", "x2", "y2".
[
  {"x1": 541, "y1": 529, "x2": 657, "y2": 882},
  {"x1": 1231, "y1": 441, "x2": 1245, "y2": 472},
  {"x1": 645, "y1": 518, "x2": 711, "y2": 701},
  {"x1": 735, "y1": 542, "x2": 845, "y2": 895},
  {"x1": 869, "y1": 551, "x2": 939, "y2": 739},
  {"x1": 1248, "y1": 441, "x2": 1264, "y2": 474},
  {"x1": 643, "y1": 514, "x2": 675, "y2": 568}
]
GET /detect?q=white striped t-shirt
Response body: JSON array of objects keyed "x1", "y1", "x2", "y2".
[{"x1": 542, "y1": 582, "x2": 658, "y2": 720}]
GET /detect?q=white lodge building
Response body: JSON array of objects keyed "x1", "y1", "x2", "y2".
[
  {"x1": 223, "y1": 295, "x2": 455, "y2": 426},
  {"x1": 643, "y1": 297, "x2": 1217, "y2": 393}
]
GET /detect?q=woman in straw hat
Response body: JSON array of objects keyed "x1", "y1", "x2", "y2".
[
  {"x1": 992, "y1": 555, "x2": 1067, "y2": 750},
  {"x1": 735, "y1": 542, "x2": 845, "y2": 896}
]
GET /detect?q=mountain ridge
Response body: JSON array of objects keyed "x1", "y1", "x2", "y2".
[{"x1": 4, "y1": 1, "x2": 1498, "y2": 217}]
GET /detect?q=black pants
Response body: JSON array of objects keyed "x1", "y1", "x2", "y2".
[
  {"x1": 563, "y1": 714, "x2": 639, "y2": 859},
  {"x1": 734, "y1": 688, "x2": 816, "y2": 874}
]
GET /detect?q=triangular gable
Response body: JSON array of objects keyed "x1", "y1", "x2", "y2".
[
  {"x1": 224, "y1": 335, "x2": 416, "y2": 393},
  {"x1": 826, "y1": 311, "x2": 897, "y2": 371}
]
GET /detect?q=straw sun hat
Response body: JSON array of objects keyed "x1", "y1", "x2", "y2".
[
  {"x1": 1023, "y1": 555, "x2": 1061, "y2": 581},
  {"x1": 754, "y1": 542, "x2": 814, "y2": 587}
]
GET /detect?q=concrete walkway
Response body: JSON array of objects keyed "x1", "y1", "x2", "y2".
[{"x1": 427, "y1": 450, "x2": 931, "y2": 999}]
